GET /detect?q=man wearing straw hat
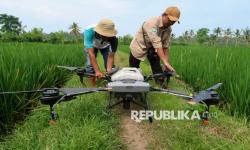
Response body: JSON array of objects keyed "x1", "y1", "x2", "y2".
[
  {"x1": 129, "y1": 6, "x2": 180, "y2": 85},
  {"x1": 83, "y1": 18, "x2": 118, "y2": 80}
]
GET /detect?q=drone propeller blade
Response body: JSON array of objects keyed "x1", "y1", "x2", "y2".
[
  {"x1": 151, "y1": 82, "x2": 222, "y2": 106},
  {"x1": 57, "y1": 66, "x2": 81, "y2": 71},
  {"x1": 59, "y1": 87, "x2": 111, "y2": 97},
  {"x1": 0, "y1": 89, "x2": 43, "y2": 95},
  {"x1": 206, "y1": 83, "x2": 222, "y2": 91}
]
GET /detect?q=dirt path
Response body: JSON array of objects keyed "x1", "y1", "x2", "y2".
[
  {"x1": 118, "y1": 107, "x2": 149, "y2": 150},
  {"x1": 115, "y1": 51, "x2": 151, "y2": 150}
]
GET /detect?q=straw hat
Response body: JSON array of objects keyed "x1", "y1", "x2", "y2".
[
  {"x1": 165, "y1": 6, "x2": 181, "y2": 22},
  {"x1": 94, "y1": 18, "x2": 117, "y2": 37}
]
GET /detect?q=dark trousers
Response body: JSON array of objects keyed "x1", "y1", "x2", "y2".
[
  {"x1": 85, "y1": 46, "x2": 110, "y2": 71},
  {"x1": 129, "y1": 48, "x2": 164, "y2": 84}
]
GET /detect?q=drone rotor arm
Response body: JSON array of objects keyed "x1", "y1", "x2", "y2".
[
  {"x1": 150, "y1": 87, "x2": 193, "y2": 99},
  {"x1": 57, "y1": 66, "x2": 80, "y2": 71},
  {"x1": 59, "y1": 87, "x2": 111, "y2": 97},
  {"x1": 0, "y1": 89, "x2": 43, "y2": 95}
]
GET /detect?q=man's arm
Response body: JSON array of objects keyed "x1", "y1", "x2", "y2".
[
  {"x1": 88, "y1": 48, "x2": 103, "y2": 78},
  {"x1": 163, "y1": 48, "x2": 169, "y2": 62},
  {"x1": 156, "y1": 48, "x2": 175, "y2": 72},
  {"x1": 107, "y1": 37, "x2": 118, "y2": 73},
  {"x1": 107, "y1": 52, "x2": 115, "y2": 73},
  {"x1": 84, "y1": 28, "x2": 103, "y2": 78},
  {"x1": 143, "y1": 22, "x2": 175, "y2": 72}
]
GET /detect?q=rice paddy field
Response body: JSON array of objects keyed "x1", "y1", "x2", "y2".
[
  {"x1": 170, "y1": 45, "x2": 250, "y2": 119},
  {"x1": 0, "y1": 43, "x2": 84, "y2": 133},
  {"x1": 0, "y1": 43, "x2": 250, "y2": 149}
]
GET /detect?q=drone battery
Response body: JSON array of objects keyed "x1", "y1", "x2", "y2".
[{"x1": 107, "y1": 80, "x2": 150, "y2": 92}]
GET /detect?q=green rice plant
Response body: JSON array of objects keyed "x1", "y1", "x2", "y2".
[
  {"x1": 0, "y1": 42, "x2": 85, "y2": 133},
  {"x1": 170, "y1": 45, "x2": 250, "y2": 119}
]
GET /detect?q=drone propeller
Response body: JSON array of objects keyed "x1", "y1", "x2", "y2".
[
  {"x1": 1, "y1": 87, "x2": 111, "y2": 122},
  {"x1": 206, "y1": 83, "x2": 222, "y2": 91},
  {"x1": 151, "y1": 83, "x2": 222, "y2": 106},
  {"x1": 144, "y1": 71, "x2": 177, "y2": 82},
  {"x1": 0, "y1": 87, "x2": 110, "y2": 102},
  {"x1": 57, "y1": 66, "x2": 81, "y2": 71},
  {"x1": 0, "y1": 89, "x2": 43, "y2": 95},
  {"x1": 192, "y1": 83, "x2": 222, "y2": 105},
  {"x1": 152, "y1": 71, "x2": 177, "y2": 78},
  {"x1": 57, "y1": 65, "x2": 95, "y2": 85},
  {"x1": 37, "y1": 87, "x2": 110, "y2": 121}
]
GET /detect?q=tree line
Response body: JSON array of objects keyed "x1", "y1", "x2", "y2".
[
  {"x1": 119, "y1": 27, "x2": 250, "y2": 47},
  {"x1": 1, "y1": 13, "x2": 250, "y2": 46},
  {"x1": 0, "y1": 14, "x2": 82, "y2": 44},
  {"x1": 173, "y1": 27, "x2": 250, "y2": 46}
]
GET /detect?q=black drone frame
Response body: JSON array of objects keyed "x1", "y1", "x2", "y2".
[{"x1": 0, "y1": 66, "x2": 222, "y2": 123}]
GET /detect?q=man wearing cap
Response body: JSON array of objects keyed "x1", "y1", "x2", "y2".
[
  {"x1": 83, "y1": 18, "x2": 118, "y2": 79},
  {"x1": 129, "y1": 6, "x2": 180, "y2": 84}
]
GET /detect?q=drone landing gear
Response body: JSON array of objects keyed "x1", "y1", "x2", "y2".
[
  {"x1": 123, "y1": 96, "x2": 131, "y2": 109},
  {"x1": 107, "y1": 92, "x2": 123, "y2": 109},
  {"x1": 107, "y1": 93, "x2": 152, "y2": 123},
  {"x1": 201, "y1": 105, "x2": 210, "y2": 125},
  {"x1": 48, "y1": 104, "x2": 58, "y2": 125}
]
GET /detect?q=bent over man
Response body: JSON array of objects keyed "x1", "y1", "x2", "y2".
[
  {"x1": 129, "y1": 6, "x2": 180, "y2": 84},
  {"x1": 84, "y1": 18, "x2": 118, "y2": 79}
]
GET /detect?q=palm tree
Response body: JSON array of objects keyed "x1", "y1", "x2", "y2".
[
  {"x1": 242, "y1": 27, "x2": 250, "y2": 45},
  {"x1": 213, "y1": 27, "x2": 222, "y2": 37},
  {"x1": 234, "y1": 29, "x2": 241, "y2": 46},
  {"x1": 69, "y1": 22, "x2": 81, "y2": 35},
  {"x1": 209, "y1": 34, "x2": 217, "y2": 46},
  {"x1": 213, "y1": 27, "x2": 222, "y2": 44},
  {"x1": 183, "y1": 30, "x2": 189, "y2": 43},
  {"x1": 223, "y1": 28, "x2": 232, "y2": 46},
  {"x1": 189, "y1": 29, "x2": 194, "y2": 38},
  {"x1": 69, "y1": 22, "x2": 81, "y2": 43}
]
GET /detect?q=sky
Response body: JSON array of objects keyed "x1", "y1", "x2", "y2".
[{"x1": 0, "y1": 0, "x2": 249, "y2": 36}]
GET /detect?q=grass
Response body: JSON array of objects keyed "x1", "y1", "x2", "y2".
[
  {"x1": 147, "y1": 80, "x2": 250, "y2": 149},
  {"x1": 0, "y1": 44, "x2": 249, "y2": 149},
  {"x1": 0, "y1": 76, "x2": 124, "y2": 149},
  {"x1": 170, "y1": 45, "x2": 250, "y2": 119},
  {"x1": 118, "y1": 45, "x2": 250, "y2": 149},
  {"x1": 0, "y1": 42, "x2": 84, "y2": 133}
]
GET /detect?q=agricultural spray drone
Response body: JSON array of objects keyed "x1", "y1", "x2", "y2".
[{"x1": 0, "y1": 66, "x2": 222, "y2": 123}]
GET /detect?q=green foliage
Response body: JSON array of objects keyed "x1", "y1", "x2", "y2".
[
  {"x1": 0, "y1": 81, "x2": 123, "y2": 150},
  {"x1": 21, "y1": 28, "x2": 44, "y2": 42},
  {"x1": 44, "y1": 31, "x2": 65, "y2": 44},
  {"x1": 0, "y1": 32, "x2": 20, "y2": 42},
  {"x1": 242, "y1": 27, "x2": 250, "y2": 43},
  {"x1": 170, "y1": 45, "x2": 250, "y2": 119},
  {"x1": 196, "y1": 28, "x2": 210, "y2": 44},
  {"x1": 0, "y1": 14, "x2": 22, "y2": 35},
  {"x1": 0, "y1": 43, "x2": 84, "y2": 133},
  {"x1": 213, "y1": 27, "x2": 222, "y2": 37},
  {"x1": 0, "y1": 48, "x2": 249, "y2": 149},
  {"x1": 118, "y1": 34, "x2": 133, "y2": 45}
]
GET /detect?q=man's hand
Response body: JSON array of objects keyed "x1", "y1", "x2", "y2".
[
  {"x1": 156, "y1": 48, "x2": 176, "y2": 72},
  {"x1": 106, "y1": 70, "x2": 112, "y2": 75},
  {"x1": 95, "y1": 70, "x2": 104, "y2": 79},
  {"x1": 163, "y1": 63, "x2": 176, "y2": 72}
]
